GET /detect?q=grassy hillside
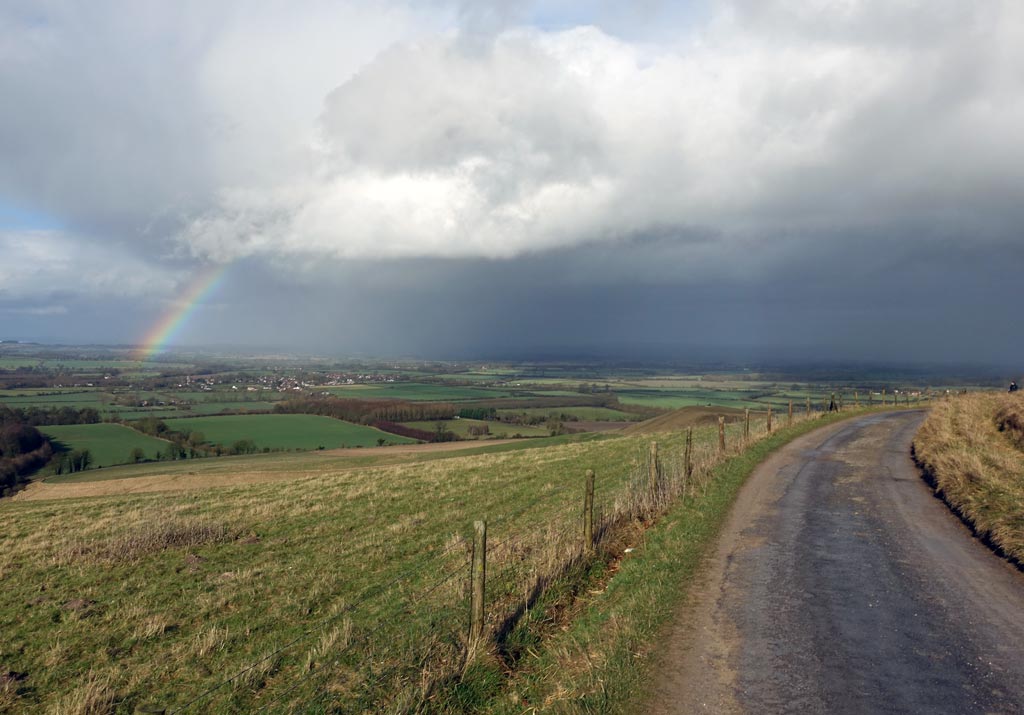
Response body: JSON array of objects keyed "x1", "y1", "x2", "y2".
[
  {"x1": 402, "y1": 419, "x2": 550, "y2": 439},
  {"x1": 162, "y1": 414, "x2": 417, "y2": 450},
  {"x1": 0, "y1": 430, "x2": 682, "y2": 713},
  {"x1": 41, "y1": 424, "x2": 170, "y2": 468},
  {"x1": 913, "y1": 392, "x2": 1024, "y2": 564},
  {"x1": 0, "y1": 403, "x2": 843, "y2": 713},
  {"x1": 495, "y1": 406, "x2": 642, "y2": 422}
]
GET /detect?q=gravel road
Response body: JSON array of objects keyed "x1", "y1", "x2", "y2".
[{"x1": 648, "y1": 411, "x2": 1024, "y2": 714}]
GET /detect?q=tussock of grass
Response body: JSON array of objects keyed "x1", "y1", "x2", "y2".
[
  {"x1": 48, "y1": 670, "x2": 115, "y2": 715},
  {"x1": 914, "y1": 392, "x2": 1024, "y2": 564},
  {"x1": 56, "y1": 518, "x2": 233, "y2": 564}
]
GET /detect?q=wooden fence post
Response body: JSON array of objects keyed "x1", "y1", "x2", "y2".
[
  {"x1": 767, "y1": 406, "x2": 773, "y2": 433},
  {"x1": 788, "y1": 400, "x2": 793, "y2": 425},
  {"x1": 838, "y1": 393, "x2": 844, "y2": 411},
  {"x1": 806, "y1": 396, "x2": 811, "y2": 415},
  {"x1": 718, "y1": 416, "x2": 726, "y2": 453},
  {"x1": 648, "y1": 442, "x2": 659, "y2": 496},
  {"x1": 744, "y1": 408, "x2": 750, "y2": 441},
  {"x1": 584, "y1": 470, "x2": 595, "y2": 553},
  {"x1": 684, "y1": 428, "x2": 693, "y2": 481},
  {"x1": 469, "y1": 520, "x2": 487, "y2": 654},
  {"x1": 854, "y1": 391, "x2": 860, "y2": 407},
  {"x1": 882, "y1": 388, "x2": 886, "y2": 406},
  {"x1": 869, "y1": 391, "x2": 874, "y2": 405}
]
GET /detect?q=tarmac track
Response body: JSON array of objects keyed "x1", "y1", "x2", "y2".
[{"x1": 648, "y1": 411, "x2": 1024, "y2": 715}]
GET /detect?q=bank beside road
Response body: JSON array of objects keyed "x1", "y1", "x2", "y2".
[{"x1": 913, "y1": 391, "x2": 1024, "y2": 566}]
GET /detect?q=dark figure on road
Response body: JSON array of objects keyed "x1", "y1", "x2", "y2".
[{"x1": 1011, "y1": 381, "x2": 1020, "y2": 393}]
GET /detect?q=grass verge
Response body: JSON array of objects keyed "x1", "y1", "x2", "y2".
[
  {"x1": 913, "y1": 392, "x2": 1024, "y2": 567},
  {"x1": 464, "y1": 409, "x2": 874, "y2": 714}
]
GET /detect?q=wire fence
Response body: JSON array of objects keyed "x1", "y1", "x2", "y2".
[{"x1": 150, "y1": 392, "x2": 928, "y2": 713}]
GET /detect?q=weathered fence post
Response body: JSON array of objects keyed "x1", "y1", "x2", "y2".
[
  {"x1": 854, "y1": 391, "x2": 860, "y2": 407},
  {"x1": 744, "y1": 408, "x2": 750, "y2": 441},
  {"x1": 838, "y1": 393, "x2": 844, "y2": 411},
  {"x1": 806, "y1": 396, "x2": 811, "y2": 415},
  {"x1": 648, "y1": 442, "x2": 659, "y2": 497},
  {"x1": 584, "y1": 470, "x2": 595, "y2": 553},
  {"x1": 718, "y1": 416, "x2": 726, "y2": 453},
  {"x1": 767, "y1": 406, "x2": 773, "y2": 433},
  {"x1": 869, "y1": 390, "x2": 874, "y2": 405},
  {"x1": 881, "y1": 388, "x2": 886, "y2": 406},
  {"x1": 684, "y1": 428, "x2": 693, "y2": 481},
  {"x1": 788, "y1": 400, "x2": 793, "y2": 425},
  {"x1": 469, "y1": 520, "x2": 487, "y2": 655}
]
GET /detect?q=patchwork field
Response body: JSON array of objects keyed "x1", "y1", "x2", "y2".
[
  {"x1": 41, "y1": 424, "x2": 171, "y2": 468},
  {"x1": 162, "y1": 414, "x2": 417, "y2": 450}
]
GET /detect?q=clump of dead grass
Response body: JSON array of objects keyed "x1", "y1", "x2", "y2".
[
  {"x1": 55, "y1": 518, "x2": 234, "y2": 565},
  {"x1": 48, "y1": 670, "x2": 116, "y2": 715},
  {"x1": 914, "y1": 392, "x2": 1024, "y2": 564}
]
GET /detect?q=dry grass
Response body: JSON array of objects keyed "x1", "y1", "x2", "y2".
[
  {"x1": 55, "y1": 518, "x2": 233, "y2": 564},
  {"x1": 914, "y1": 392, "x2": 1024, "y2": 564},
  {"x1": 47, "y1": 671, "x2": 115, "y2": 715}
]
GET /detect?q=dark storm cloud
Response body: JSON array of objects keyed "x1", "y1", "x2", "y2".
[{"x1": 1, "y1": 1, "x2": 1023, "y2": 365}]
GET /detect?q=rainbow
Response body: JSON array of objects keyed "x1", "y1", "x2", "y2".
[{"x1": 134, "y1": 265, "x2": 227, "y2": 361}]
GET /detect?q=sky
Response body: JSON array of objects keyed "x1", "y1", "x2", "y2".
[{"x1": 1, "y1": 0, "x2": 1023, "y2": 364}]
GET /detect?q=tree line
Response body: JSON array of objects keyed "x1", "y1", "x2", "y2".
[
  {"x1": 0, "y1": 405, "x2": 102, "y2": 426},
  {"x1": 274, "y1": 397, "x2": 457, "y2": 424},
  {"x1": 0, "y1": 416, "x2": 52, "y2": 495}
]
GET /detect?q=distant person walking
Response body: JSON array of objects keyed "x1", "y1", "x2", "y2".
[{"x1": 1010, "y1": 381, "x2": 1020, "y2": 393}]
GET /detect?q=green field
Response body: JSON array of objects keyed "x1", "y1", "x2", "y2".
[
  {"x1": 403, "y1": 418, "x2": 551, "y2": 439},
  {"x1": 162, "y1": 414, "x2": 417, "y2": 450},
  {"x1": 0, "y1": 391, "x2": 108, "y2": 408},
  {"x1": 41, "y1": 424, "x2": 171, "y2": 468}
]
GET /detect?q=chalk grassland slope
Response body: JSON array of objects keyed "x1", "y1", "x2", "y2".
[
  {"x1": 624, "y1": 405, "x2": 752, "y2": 434},
  {"x1": 495, "y1": 406, "x2": 643, "y2": 422},
  {"x1": 27, "y1": 437, "x2": 594, "y2": 496},
  {"x1": 913, "y1": 392, "x2": 1024, "y2": 564},
  {"x1": 162, "y1": 414, "x2": 417, "y2": 450},
  {"x1": 40, "y1": 424, "x2": 171, "y2": 467},
  {"x1": 0, "y1": 432, "x2": 675, "y2": 713},
  {"x1": 402, "y1": 419, "x2": 550, "y2": 439}
]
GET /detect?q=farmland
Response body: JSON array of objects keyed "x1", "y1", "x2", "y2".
[
  {"x1": 163, "y1": 414, "x2": 416, "y2": 450},
  {"x1": 0, "y1": 342, "x2": 990, "y2": 712},
  {"x1": 40, "y1": 424, "x2": 170, "y2": 468}
]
